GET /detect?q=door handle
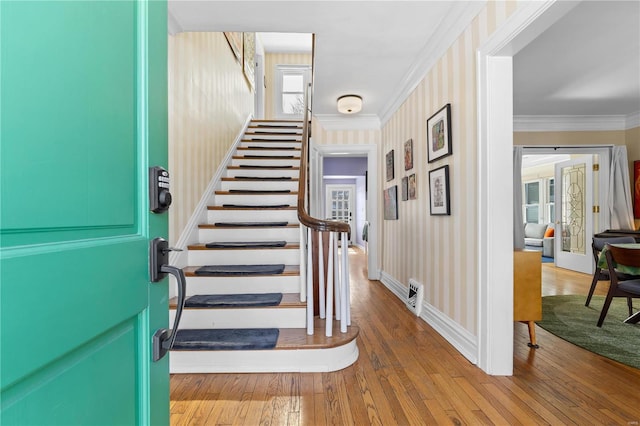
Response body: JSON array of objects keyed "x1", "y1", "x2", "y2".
[{"x1": 150, "y1": 237, "x2": 186, "y2": 362}]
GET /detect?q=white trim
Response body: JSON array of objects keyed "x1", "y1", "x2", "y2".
[
  {"x1": 379, "y1": 271, "x2": 478, "y2": 364},
  {"x1": 514, "y1": 113, "x2": 640, "y2": 132},
  {"x1": 169, "y1": 115, "x2": 252, "y2": 269},
  {"x1": 313, "y1": 114, "x2": 381, "y2": 131},
  {"x1": 167, "y1": 9, "x2": 183, "y2": 35},
  {"x1": 379, "y1": 1, "x2": 486, "y2": 126},
  {"x1": 274, "y1": 65, "x2": 311, "y2": 120},
  {"x1": 476, "y1": 0, "x2": 579, "y2": 376},
  {"x1": 314, "y1": 144, "x2": 379, "y2": 281}
]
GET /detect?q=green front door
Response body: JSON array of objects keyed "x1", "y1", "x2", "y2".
[{"x1": 1, "y1": 1, "x2": 168, "y2": 424}]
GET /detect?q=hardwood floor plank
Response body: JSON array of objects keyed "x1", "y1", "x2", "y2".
[{"x1": 170, "y1": 250, "x2": 640, "y2": 425}]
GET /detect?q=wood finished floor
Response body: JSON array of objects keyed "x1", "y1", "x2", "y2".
[{"x1": 170, "y1": 249, "x2": 640, "y2": 425}]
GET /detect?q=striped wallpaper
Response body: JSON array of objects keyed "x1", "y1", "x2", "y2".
[
  {"x1": 168, "y1": 32, "x2": 254, "y2": 241},
  {"x1": 264, "y1": 53, "x2": 312, "y2": 120},
  {"x1": 314, "y1": 1, "x2": 519, "y2": 336}
]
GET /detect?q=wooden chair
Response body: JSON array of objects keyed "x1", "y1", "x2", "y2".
[
  {"x1": 597, "y1": 244, "x2": 640, "y2": 327},
  {"x1": 586, "y1": 236, "x2": 635, "y2": 309}
]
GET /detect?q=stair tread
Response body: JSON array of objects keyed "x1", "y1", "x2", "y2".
[
  {"x1": 208, "y1": 205, "x2": 296, "y2": 210},
  {"x1": 238, "y1": 147, "x2": 301, "y2": 151},
  {"x1": 233, "y1": 155, "x2": 300, "y2": 160},
  {"x1": 189, "y1": 243, "x2": 299, "y2": 250},
  {"x1": 184, "y1": 264, "x2": 299, "y2": 276},
  {"x1": 169, "y1": 293, "x2": 303, "y2": 309},
  {"x1": 228, "y1": 165, "x2": 300, "y2": 170},
  {"x1": 199, "y1": 223, "x2": 298, "y2": 229},
  {"x1": 241, "y1": 139, "x2": 301, "y2": 143}
]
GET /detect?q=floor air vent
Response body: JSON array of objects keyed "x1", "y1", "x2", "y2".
[{"x1": 406, "y1": 279, "x2": 424, "y2": 316}]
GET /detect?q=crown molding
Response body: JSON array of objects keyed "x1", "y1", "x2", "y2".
[
  {"x1": 513, "y1": 112, "x2": 640, "y2": 132},
  {"x1": 378, "y1": 1, "x2": 487, "y2": 126},
  {"x1": 313, "y1": 114, "x2": 381, "y2": 131},
  {"x1": 167, "y1": 8, "x2": 183, "y2": 35}
]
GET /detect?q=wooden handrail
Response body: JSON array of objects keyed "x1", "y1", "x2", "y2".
[{"x1": 296, "y1": 36, "x2": 349, "y2": 234}]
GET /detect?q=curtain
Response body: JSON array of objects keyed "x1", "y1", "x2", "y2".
[
  {"x1": 609, "y1": 146, "x2": 635, "y2": 230},
  {"x1": 513, "y1": 146, "x2": 525, "y2": 249}
]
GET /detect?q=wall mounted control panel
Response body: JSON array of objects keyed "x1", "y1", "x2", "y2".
[{"x1": 149, "y1": 166, "x2": 172, "y2": 213}]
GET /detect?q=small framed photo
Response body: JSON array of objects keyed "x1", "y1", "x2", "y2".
[
  {"x1": 404, "y1": 139, "x2": 413, "y2": 170},
  {"x1": 408, "y1": 174, "x2": 417, "y2": 200},
  {"x1": 429, "y1": 165, "x2": 450, "y2": 215},
  {"x1": 401, "y1": 177, "x2": 408, "y2": 201},
  {"x1": 386, "y1": 150, "x2": 395, "y2": 181},
  {"x1": 384, "y1": 186, "x2": 398, "y2": 220},
  {"x1": 427, "y1": 104, "x2": 452, "y2": 163}
]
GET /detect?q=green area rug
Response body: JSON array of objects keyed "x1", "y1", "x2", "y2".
[{"x1": 538, "y1": 295, "x2": 640, "y2": 369}]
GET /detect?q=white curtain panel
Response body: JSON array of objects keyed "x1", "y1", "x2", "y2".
[
  {"x1": 609, "y1": 146, "x2": 635, "y2": 230},
  {"x1": 513, "y1": 146, "x2": 525, "y2": 249}
]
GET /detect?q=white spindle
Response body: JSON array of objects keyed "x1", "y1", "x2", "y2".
[
  {"x1": 300, "y1": 225, "x2": 306, "y2": 302},
  {"x1": 306, "y1": 227, "x2": 314, "y2": 335},
  {"x1": 345, "y1": 232, "x2": 351, "y2": 326},
  {"x1": 318, "y1": 231, "x2": 325, "y2": 319},
  {"x1": 326, "y1": 232, "x2": 334, "y2": 337},
  {"x1": 333, "y1": 231, "x2": 341, "y2": 321},
  {"x1": 341, "y1": 232, "x2": 349, "y2": 332}
]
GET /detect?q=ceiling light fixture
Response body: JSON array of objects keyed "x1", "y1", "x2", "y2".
[{"x1": 337, "y1": 95, "x2": 362, "y2": 114}]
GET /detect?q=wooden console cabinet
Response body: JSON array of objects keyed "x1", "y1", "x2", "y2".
[{"x1": 514, "y1": 250, "x2": 542, "y2": 348}]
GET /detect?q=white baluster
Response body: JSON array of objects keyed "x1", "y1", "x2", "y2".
[
  {"x1": 307, "y1": 227, "x2": 314, "y2": 335},
  {"x1": 300, "y1": 225, "x2": 306, "y2": 302},
  {"x1": 334, "y1": 231, "x2": 341, "y2": 321},
  {"x1": 341, "y1": 231, "x2": 349, "y2": 332},
  {"x1": 345, "y1": 232, "x2": 351, "y2": 326},
  {"x1": 318, "y1": 231, "x2": 325, "y2": 319},
  {"x1": 326, "y1": 232, "x2": 334, "y2": 337}
]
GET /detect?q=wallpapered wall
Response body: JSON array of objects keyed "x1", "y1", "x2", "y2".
[
  {"x1": 264, "y1": 53, "x2": 312, "y2": 120},
  {"x1": 313, "y1": 1, "x2": 520, "y2": 336},
  {"x1": 168, "y1": 32, "x2": 254, "y2": 241}
]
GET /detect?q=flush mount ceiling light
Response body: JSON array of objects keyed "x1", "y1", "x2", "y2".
[{"x1": 337, "y1": 95, "x2": 362, "y2": 114}]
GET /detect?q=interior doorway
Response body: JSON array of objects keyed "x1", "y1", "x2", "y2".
[{"x1": 325, "y1": 184, "x2": 356, "y2": 245}]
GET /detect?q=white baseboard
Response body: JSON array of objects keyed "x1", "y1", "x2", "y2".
[
  {"x1": 379, "y1": 270, "x2": 478, "y2": 365},
  {"x1": 169, "y1": 114, "x2": 252, "y2": 270}
]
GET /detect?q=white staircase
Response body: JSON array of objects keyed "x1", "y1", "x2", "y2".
[{"x1": 169, "y1": 120, "x2": 359, "y2": 373}]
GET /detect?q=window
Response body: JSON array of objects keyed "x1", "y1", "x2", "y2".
[
  {"x1": 524, "y1": 180, "x2": 541, "y2": 223},
  {"x1": 275, "y1": 65, "x2": 311, "y2": 118},
  {"x1": 546, "y1": 178, "x2": 555, "y2": 222},
  {"x1": 523, "y1": 177, "x2": 554, "y2": 224}
]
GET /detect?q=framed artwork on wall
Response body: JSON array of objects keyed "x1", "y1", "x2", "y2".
[
  {"x1": 408, "y1": 173, "x2": 417, "y2": 200},
  {"x1": 427, "y1": 103, "x2": 452, "y2": 163},
  {"x1": 243, "y1": 32, "x2": 255, "y2": 90},
  {"x1": 404, "y1": 138, "x2": 413, "y2": 170},
  {"x1": 429, "y1": 165, "x2": 450, "y2": 215},
  {"x1": 224, "y1": 32, "x2": 243, "y2": 63},
  {"x1": 386, "y1": 150, "x2": 395, "y2": 182},
  {"x1": 401, "y1": 177, "x2": 408, "y2": 201},
  {"x1": 384, "y1": 186, "x2": 398, "y2": 220}
]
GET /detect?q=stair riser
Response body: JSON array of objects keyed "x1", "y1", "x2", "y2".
[
  {"x1": 248, "y1": 127, "x2": 302, "y2": 134},
  {"x1": 243, "y1": 134, "x2": 301, "y2": 141},
  {"x1": 220, "y1": 180, "x2": 298, "y2": 191},
  {"x1": 213, "y1": 193, "x2": 297, "y2": 206},
  {"x1": 239, "y1": 141, "x2": 301, "y2": 149},
  {"x1": 226, "y1": 168, "x2": 299, "y2": 178},
  {"x1": 208, "y1": 209, "x2": 298, "y2": 223},
  {"x1": 169, "y1": 308, "x2": 306, "y2": 329},
  {"x1": 188, "y1": 249, "x2": 299, "y2": 265},
  {"x1": 185, "y1": 275, "x2": 300, "y2": 295},
  {"x1": 237, "y1": 149, "x2": 301, "y2": 157},
  {"x1": 231, "y1": 158, "x2": 300, "y2": 167},
  {"x1": 199, "y1": 227, "x2": 300, "y2": 243},
  {"x1": 169, "y1": 340, "x2": 359, "y2": 373}
]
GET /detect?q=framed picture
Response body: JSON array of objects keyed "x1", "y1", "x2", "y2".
[
  {"x1": 635, "y1": 160, "x2": 640, "y2": 218},
  {"x1": 401, "y1": 177, "x2": 408, "y2": 201},
  {"x1": 224, "y1": 32, "x2": 243, "y2": 63},
  {"x1": 404, "y1": 139, "x2": 413, "y2": 170},
  {"x1": 427, "y1": 104, "x2": 452, "y2": 163},
  {"x1": 386, "y1": 150, "x2": 394, "y2": 182},
  {"x1": 408, "y1": 173, "x2": 417, "y2": 200},
  {"x1": 384, "y1": 186, "x2": 398, "y2": 220},
  {"x1": 429, "y1": 165, "x2": 450, "y2": 215},
  {"x1": 243, "y1": 32, "x2": 255, "y2": 90}
]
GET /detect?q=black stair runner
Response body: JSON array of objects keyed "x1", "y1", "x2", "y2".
[
  {"x1": 194, "y1": 264, "x2": 285, "y2": 276},
  {"x1": 222, "y1": 204, "x2": 290, "y2": 209},
  {"x1": 239, "y1": 164, "x2": 293, "y2": 169},
  {"x1": 247, "y1": 146, "x2": 297, "y2": 150},
  {"x1": 204, "y1": 241, "x2": 286, "y2": 248},
  {"x1": 185, "y1": 293, "x2": 282, "y2": 308},
  {"x1": 173, "y1": 329, "x2": 279, "y2": 350},
  {"x1": 228, "y1": 189, "x2": 291, "y2": 194},
  {"x1": 243, "y1": 154, "x2": 295, "y2": 159}
]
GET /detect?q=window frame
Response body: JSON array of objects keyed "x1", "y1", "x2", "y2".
[{"x1": 274, "y1": 65, "x2": 311, "y2": 119}]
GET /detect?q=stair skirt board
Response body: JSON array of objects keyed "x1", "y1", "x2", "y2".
[
  {"x1": 184, "y1": 275, "x2": 300, "y2": 296},
  {"x1": 173, "y1": 328, "x2": 279, "y2": 351},
  {"x1": 185, "y1": 293, "x2": 283, "y2": 308},
  {"x1": 170, "y1": 339, "x2": 359, "y2": 373},
  {"x1": 170, "y1": 307, "x2": 306, "y2": 329},
  {"x1": 194, "y1": 264, "x2": 286, "y2": 276},
  {"x1": 204, "y1": 241, "x2": 287, "y2": 248}
]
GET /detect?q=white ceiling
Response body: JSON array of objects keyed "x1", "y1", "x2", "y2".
[{"x1": 168, "y1": 1, "x2": 640, "y2": 128}]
